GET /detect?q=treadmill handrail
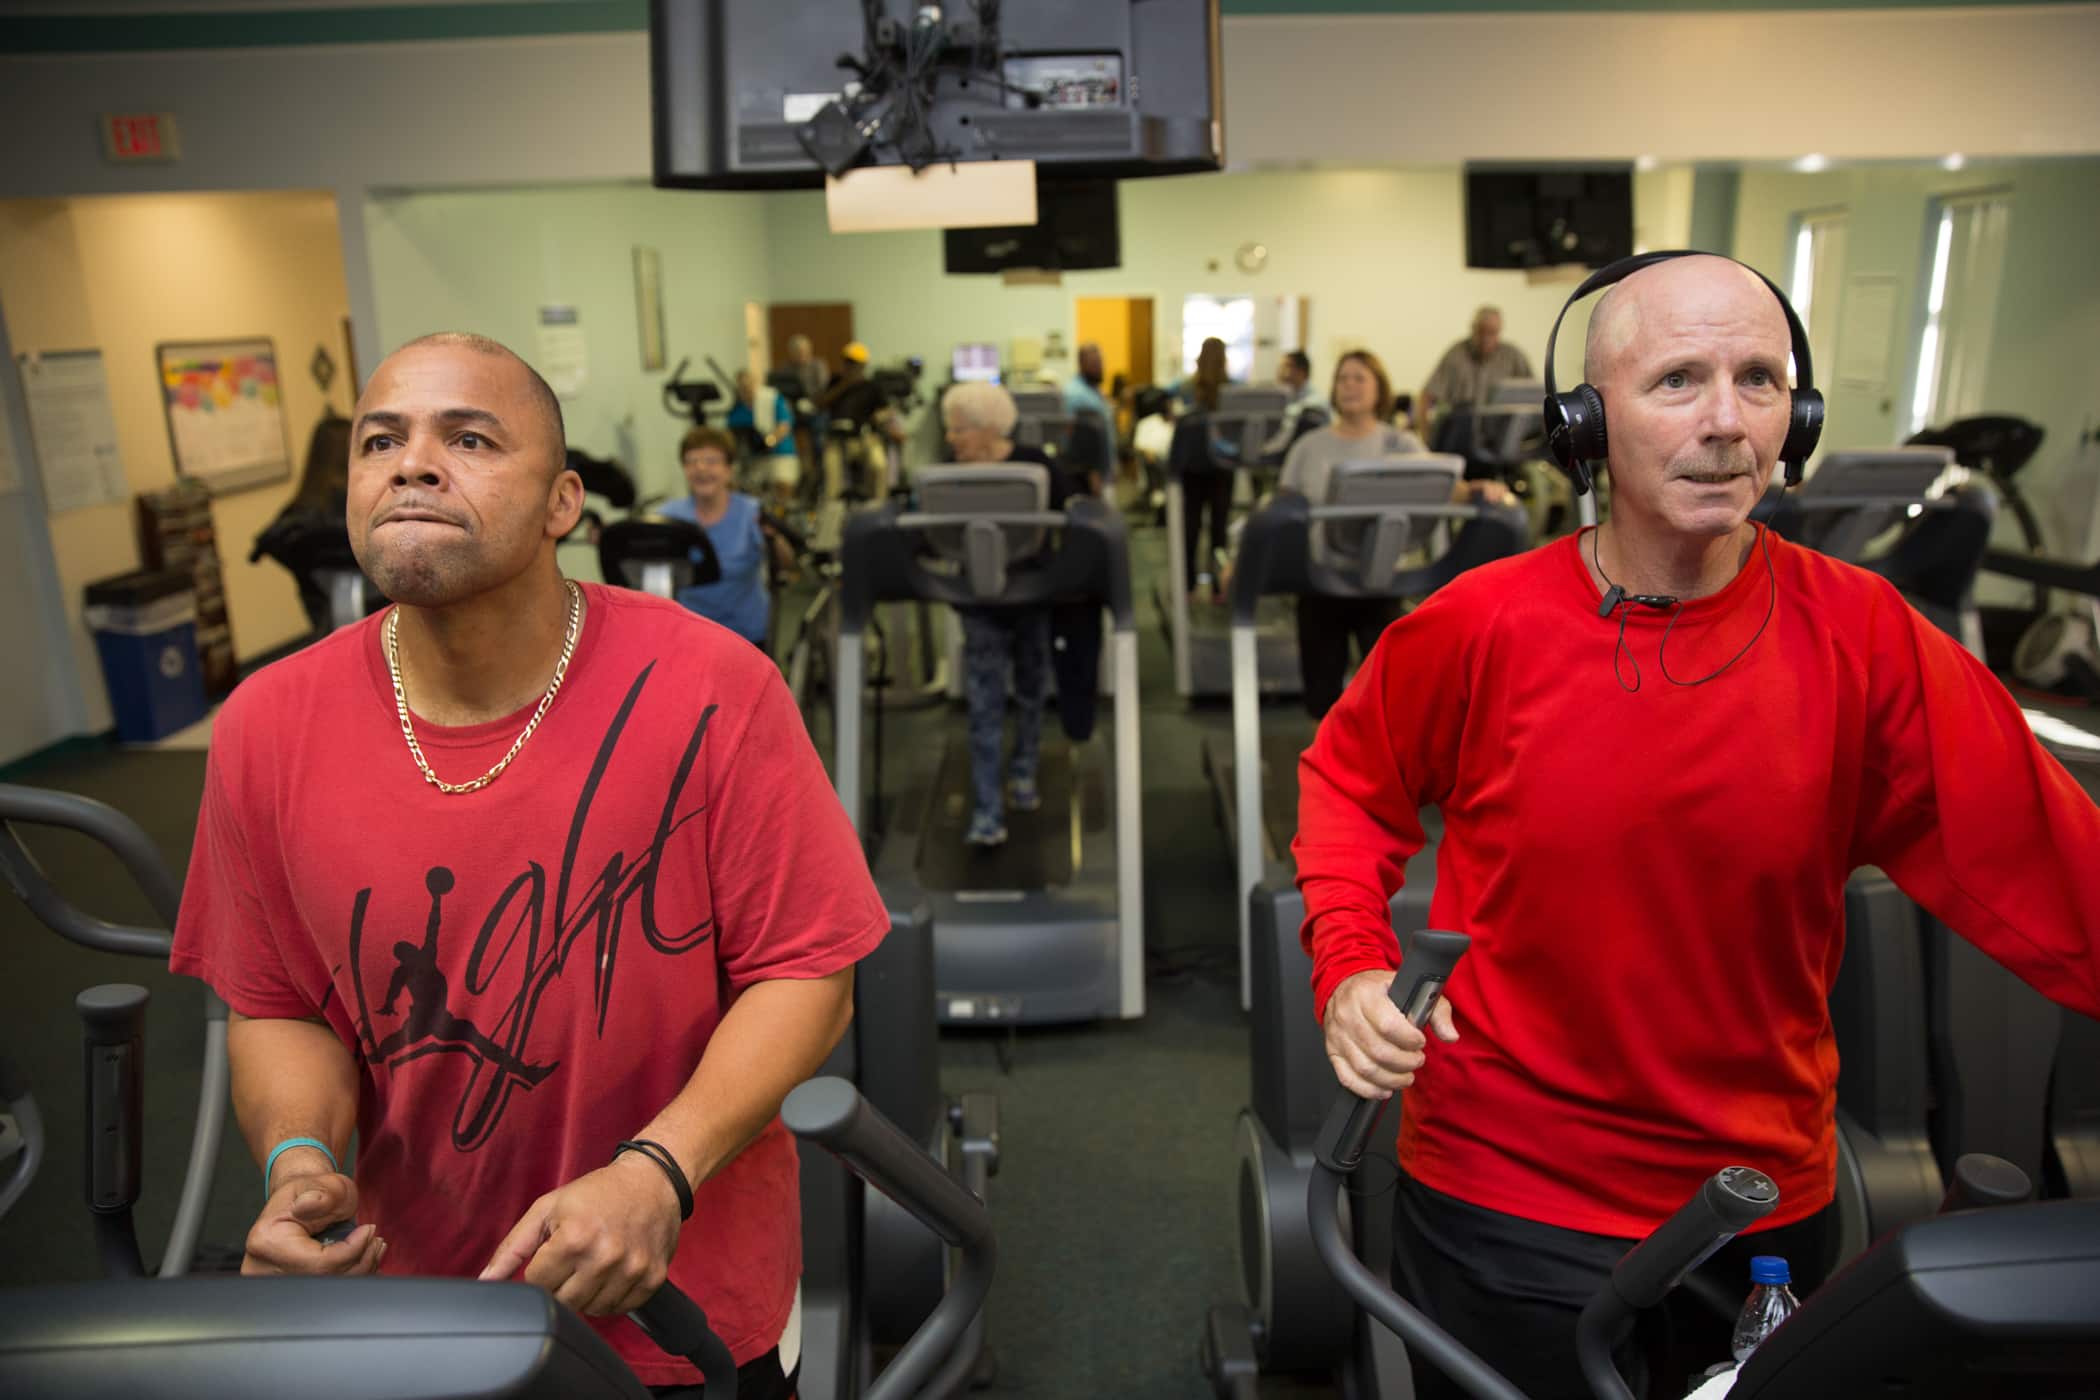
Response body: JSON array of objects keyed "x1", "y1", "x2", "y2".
[
  {"x1": 1983, "y1": 547, "x2": 2100, "y2": 598},
  {"x1": 1780, "y1": 493, "x2": 1959, "y2": 513},
  {"x1": 838, "y1": 494, "x2": 1136, "y2": 630},
  {"x1": 894, "y1": 510, "x2": 1068, "y2": 530},
  {"x1": 1229, "y1": 492, "x2": 1530, "y2": 625}
]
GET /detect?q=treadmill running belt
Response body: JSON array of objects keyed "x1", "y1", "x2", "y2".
[{"x1": 915, "y1": 742, "x2": 1079, "y2": 893}]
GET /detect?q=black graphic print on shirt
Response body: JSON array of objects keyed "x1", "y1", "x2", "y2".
[{"x1": 345, "y1": 664, "x2": 718, "y2": 1150}]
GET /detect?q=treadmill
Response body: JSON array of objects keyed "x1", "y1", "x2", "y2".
[
  {"x1": 1007, "y1": 387, "x2": 1071, "y2": 455},
  {"x1": 1199, "y1": 460, "x2": 1530, "y2": 1395},
  {"x1": 1203, "y1": 453, "x2": 1531, "y2": 1008},
  {"x1": 1759, "y1": 447, "x2": 2100, "y2": 1224},
  {"x1": 1160, "y1": 386, "x2": 1300, "y2": 699},
  {"x1": 835, "y1": 466, "x2": 1145, "y2": 1026},
  {"x1": 596, "y1": 515, "x2": 722, "y2": 598}
]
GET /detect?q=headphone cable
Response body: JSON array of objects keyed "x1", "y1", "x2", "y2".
[{"x1": 1595, "y1": 523, "x2": 1778, "y2": 692}]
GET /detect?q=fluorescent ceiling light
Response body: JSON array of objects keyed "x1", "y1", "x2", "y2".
[{"x1": 1793, "y1": 154, "x2": 1829, "y2": 173}]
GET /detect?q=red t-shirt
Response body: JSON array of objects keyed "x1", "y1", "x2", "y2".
[
  {"x1": 171, "y1": 583, "x2": 888, "y2": 1385},
  {"x1": 1296, "y1": 529, "x2": 2100, "y2": 1238}
]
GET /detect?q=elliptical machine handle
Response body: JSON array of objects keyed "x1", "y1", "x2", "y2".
[
  {"x1": 783, "y1": 1076, "x2": 996, "y2": 1400},
  {"x1": 1304, "y1": 931, "x2": 1529, "y2": 1400},
  {"x1": 1314, "y1": 929, "x2": 1469, "y2": 1173},
  {"x1": 631, "y1": 1282, "x2": 740, "y2": 1400},
  {"x1": 0, "y1": 1050, "x2": 43, "y2": 1223},
  {"x1": 0, "y1": 784, "x2": 184, "y2": 952},
  {"x1": 77, "y1": 984, "x2": 150, "y2": 1279},
  {"x1": 1574, "y1": 1167, "x2": 1779, "y2": 1400}
]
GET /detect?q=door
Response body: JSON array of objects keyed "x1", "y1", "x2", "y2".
[
  {"x1": 1074, "y1": 296, "x2": 1157, "y2": 391},
  {"x1": 768, "y1": 303, "x2": 855, "y2": 380},
  {"x1": 1125, "y1": 298, "x2": 1155, "y2": 388}
]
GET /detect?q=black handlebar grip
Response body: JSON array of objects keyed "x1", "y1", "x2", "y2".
[
  {"x1": 633, "y1": 1281, "x2": 739, "y2": 1400},
  {"x1": 1940, "y1": 1153, "x2": 2033, "y2": 1213},
  {"x1": 77, "y1": 984, "x2": 148, "y2": 1213},
  {"x1": 783, "y1": 1077, "x2": 993, "y2": 1252},
  {"x1": 1314, "y1": 930, "x2": 1471, "y2": 1173},
  {"x1": 1611, "y1": 1166, "x2": 1778, "y2": 1311}
]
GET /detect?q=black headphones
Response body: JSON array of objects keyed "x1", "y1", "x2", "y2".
[{"x1": 1541, "y1": 250, "x2": 1825, "y2": 496}]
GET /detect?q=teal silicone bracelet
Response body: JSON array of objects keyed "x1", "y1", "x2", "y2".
[{"x1": 264, "y1": 1136, "x2": 339, "y2": 1192}]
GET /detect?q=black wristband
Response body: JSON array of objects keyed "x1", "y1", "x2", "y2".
[{"x1": 614, "y1": 1138, "x2": 695, "y2": 1221}]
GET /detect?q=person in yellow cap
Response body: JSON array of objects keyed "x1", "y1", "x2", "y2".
[{"x1": 820, "y1": 342, "x2": 906, "y2": 500}]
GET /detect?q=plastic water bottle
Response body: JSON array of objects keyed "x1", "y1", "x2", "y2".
[{"x1": 1730, "y1": 1255, "x2": 1799, "y2": 1363}]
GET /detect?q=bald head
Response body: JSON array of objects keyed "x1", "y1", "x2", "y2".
[
  {"x1": 383, "y1": 332, "x2": 566, "y2": 471},
  {"x1": 1583, "y1": 255, "x2": 1786, "y2": 389}
]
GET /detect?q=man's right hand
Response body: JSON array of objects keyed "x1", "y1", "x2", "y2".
[
  {"x1": 242, "y1": 1166, "x2": 385, "y2": 1276},
  {"x1": 1322, "y1": 968, "x2": 1460, "y2": 1100}
]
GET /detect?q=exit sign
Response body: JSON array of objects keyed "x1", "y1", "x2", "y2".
[{"x1": 102, "y1": 113, "x2": 180, "y2": 163}]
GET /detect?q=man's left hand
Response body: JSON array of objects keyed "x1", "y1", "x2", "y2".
[{"x1": 478, "y1": 1154, "x2": 683, "y2": 1316}]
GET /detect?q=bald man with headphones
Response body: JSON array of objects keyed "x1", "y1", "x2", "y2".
[{"x1": 1295, "y1": 252, "x2": 2100, "y2": 1398}]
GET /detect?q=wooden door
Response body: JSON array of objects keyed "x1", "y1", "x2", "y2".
[
  {"x1": 1126, "y1": 297, "x2": 1156, "y2": 387},
  {"x1": 767, "y1": 303, "x2": 855, "y2": 377}
]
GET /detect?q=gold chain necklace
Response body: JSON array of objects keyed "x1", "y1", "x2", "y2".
[{"x1": 385, "y1": 579, "x2": 582, "y2": 796}]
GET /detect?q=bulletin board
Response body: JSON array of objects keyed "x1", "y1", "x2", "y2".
[{"x1": 157, "y1": 337, "x2": 293, "y2": 495}]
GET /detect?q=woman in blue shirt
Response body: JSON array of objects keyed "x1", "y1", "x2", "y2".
[{"x1": 657, "y1": 426, "x2": 790, "y2": 652}]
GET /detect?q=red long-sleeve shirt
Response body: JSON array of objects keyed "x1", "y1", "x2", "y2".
[{"x1": 1295, "y1": 528, "x2": 2100, "y2": 1237}]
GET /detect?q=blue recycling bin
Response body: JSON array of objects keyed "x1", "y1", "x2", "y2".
[{"x1": 84, "y1": 569, "x2": 210, "y2": 743}]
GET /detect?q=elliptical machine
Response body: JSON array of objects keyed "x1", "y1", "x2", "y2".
[
  {"x1": 1275, "y1": 928, "x2": 2100, "y2": 1400},
  {"x1": 0, "y1": 782, "x2": 997, "y2": 1399}
]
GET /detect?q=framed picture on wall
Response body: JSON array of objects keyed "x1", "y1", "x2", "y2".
[
  {"x1": 634, "y1": 246, "x2": 666, "y2": 371},
  {"x1": 156, "y1": 337, "x2": 293, "y2": 495}
]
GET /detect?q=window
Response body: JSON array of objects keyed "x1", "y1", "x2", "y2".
[
  {"x1": 1181, "y1": 295, "x2": 1255, "y2": 382},
  {"x1": 1787, "y1": 211, "x2": 1847, "y2": 386},
  {"x1": 1908, "y1": 193, "x2": 2012, "y2": 436}
]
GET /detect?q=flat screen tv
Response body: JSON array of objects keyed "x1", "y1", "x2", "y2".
[
  {"x1": 653, "y1": 0, "x2": 1223, "y2": 191},
  {"x1": 943, "y1": 179, "x2": 1120, "y2": 274},
  {"x1": 1465, "y1": 164, "x2": 1635, "y2": 270}
]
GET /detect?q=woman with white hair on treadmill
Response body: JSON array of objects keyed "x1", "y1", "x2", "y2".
[{"x1": 940, "y1": 380, "x2": 1068, "y2": 848}]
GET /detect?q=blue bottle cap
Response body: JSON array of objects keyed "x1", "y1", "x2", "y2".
[{"x1": 1750, "y1": 1255, "x2": 1791, "y2": 1285}]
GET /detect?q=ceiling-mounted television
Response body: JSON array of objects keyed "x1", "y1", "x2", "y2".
[
  {"x1": 652, "y1": 0, "x2": 1223, "y2": 191},
  {"x1": 1465, "y1": 164, "x2": 1635, "y2": 270}
]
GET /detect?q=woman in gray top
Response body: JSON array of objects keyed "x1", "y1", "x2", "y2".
[{"x1": 1279, "y1": 349, "x2": 1426, "y2": 717}]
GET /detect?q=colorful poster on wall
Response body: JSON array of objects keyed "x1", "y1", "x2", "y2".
[{"x1": 157, "y1": 338, "x2": 293, "y2": 495}]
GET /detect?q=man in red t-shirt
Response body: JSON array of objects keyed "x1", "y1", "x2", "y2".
[
  {"x1": 1298, "y1": 256, "x2": 2100, "y2": 1398},
  {"x1": 171, "y1": 333, "x2": 887, "y2": 1398}
]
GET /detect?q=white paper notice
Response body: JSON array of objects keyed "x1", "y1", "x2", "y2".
[
  {"x1": 1837, "y1": 276, "x2": 1899, "y2": 390},
  {"x1": 21, "y1": 350, "x2": 127, "y2": 514},
  {"x1": 537, "y1": 306, "x2": 588, "y2": 399}
]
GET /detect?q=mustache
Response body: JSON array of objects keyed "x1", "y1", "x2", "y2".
[{"x1": 1668, "y1": 448, "x2": 1759, "y2": 479}]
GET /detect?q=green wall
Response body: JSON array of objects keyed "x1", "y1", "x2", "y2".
[
  {"x1": 1733, "y1": 156, "x2": 2100, "y2": 558},
  {"x1": 364, "y1": 182, "x2": 769, "y2": 508}
]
